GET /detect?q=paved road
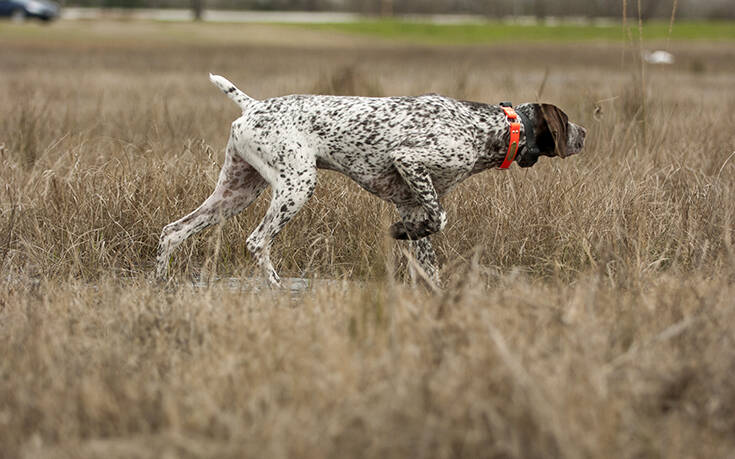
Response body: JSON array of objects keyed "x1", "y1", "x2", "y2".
[
  {"x1": 61, "y1": 8, "x2": 362, "y2": 23},
  {"x1": 60, "y1": 8, "x2": 517, "y2": 24},
  {"x1": 60, "y1": 8, "x2": 617, "y2": 26}
]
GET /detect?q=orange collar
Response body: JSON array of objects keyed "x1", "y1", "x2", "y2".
[{"x1": 499, "y1": 106, "x2": 521, "y2": 169}]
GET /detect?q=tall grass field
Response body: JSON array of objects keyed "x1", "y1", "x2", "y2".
[{"x1": 1, "y1": 20, "x2": 735, "y2": 459}]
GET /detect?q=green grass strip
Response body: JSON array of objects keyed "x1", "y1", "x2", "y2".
[{"x1": 295, "y1": 20, "x2": 735, "y2": 44}]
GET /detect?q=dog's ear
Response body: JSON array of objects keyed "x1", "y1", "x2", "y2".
[{"x1": 539, "y1": 104, "x2": 570, "y2": 158}]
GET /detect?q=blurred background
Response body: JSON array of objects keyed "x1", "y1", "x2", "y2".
[
  {"x1": 3, "y1": 0, "x2": 735, "y2": 22},
  {"x1": 52, "y1": 0, "x2": 735, "y2": 20}
]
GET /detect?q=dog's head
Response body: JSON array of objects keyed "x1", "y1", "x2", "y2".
[{"x1": 515, "y1": 103, "x2": 586, "y2": 168}]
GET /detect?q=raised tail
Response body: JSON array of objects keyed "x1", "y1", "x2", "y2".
[{"x1": 208, "y1": 73, "x2": 255, "y2": 112}]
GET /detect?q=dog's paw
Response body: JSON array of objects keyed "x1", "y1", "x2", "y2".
[
  {"x1": 389, "y1": 221, "x2": 410, "y2": 240},
  {"x1": 389, "y1": 221, "x2": 435, "y2": 240}
]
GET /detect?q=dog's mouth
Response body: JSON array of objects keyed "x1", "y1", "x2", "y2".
[
  {"x1": 516, "y1": 145, "x2": 540, "y2": 168},
  {"x1": 517, "y1": 154, "x2": 539, "y2": 168}
]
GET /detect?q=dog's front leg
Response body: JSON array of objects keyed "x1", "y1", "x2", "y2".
[
  {"x1": 409, "y1": 237, "x2": 441, "y2": 286},
  {"x1": 395, "y1": 203, "x2": 441, "y2": 286},
  {"x1": 389, "y1": 151, "x2": 447, "y2": 240}
]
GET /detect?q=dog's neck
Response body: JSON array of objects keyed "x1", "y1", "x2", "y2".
[
  {"x1": 471, "y1": 105, "x2": 535, "y2": 173},
  {"x1": 515, "y1": 107, "x2": 540, "y2": 159}
]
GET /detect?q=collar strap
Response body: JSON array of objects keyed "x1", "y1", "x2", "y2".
[{"x1": 499, "y1": 104, "x2": 521, "y2": 169}]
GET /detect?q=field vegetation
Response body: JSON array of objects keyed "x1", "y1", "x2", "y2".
[{"x1": 1, "y1": 20, "x2": 735, "y2": 458}]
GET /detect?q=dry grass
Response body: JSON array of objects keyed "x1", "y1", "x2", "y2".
[{"x1": 1, "y1": 20, "x2": 735, "y2": 459}]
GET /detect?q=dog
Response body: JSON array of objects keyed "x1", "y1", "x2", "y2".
[{"x1": 155, "y1": 74, "x2": 586, "y2": 286}]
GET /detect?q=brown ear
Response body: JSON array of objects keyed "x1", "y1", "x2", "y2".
[{"x1": 540, "y1": 104, "x2": 569, "y2": 158}]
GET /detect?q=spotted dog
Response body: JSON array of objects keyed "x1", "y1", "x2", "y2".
[{"x1": 155, "y1": 74, "x2": 587, "y2": 286}]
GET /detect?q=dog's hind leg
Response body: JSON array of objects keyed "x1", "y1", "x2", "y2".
[
  {"x1": 155, "y1": 141, "x2": 267, "y2": 281},
  {"x1": 243, "y1": 145, "x2": 318, "y2": 287}
]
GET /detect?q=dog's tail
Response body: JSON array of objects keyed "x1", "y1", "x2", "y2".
[{"x1": 209, "y1": 73, "x2": 255, "y2": 112}]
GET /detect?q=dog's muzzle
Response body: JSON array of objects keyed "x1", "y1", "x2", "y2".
[{"x1": 568, "y1": 123, "x2": 587, "y2": 156}]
